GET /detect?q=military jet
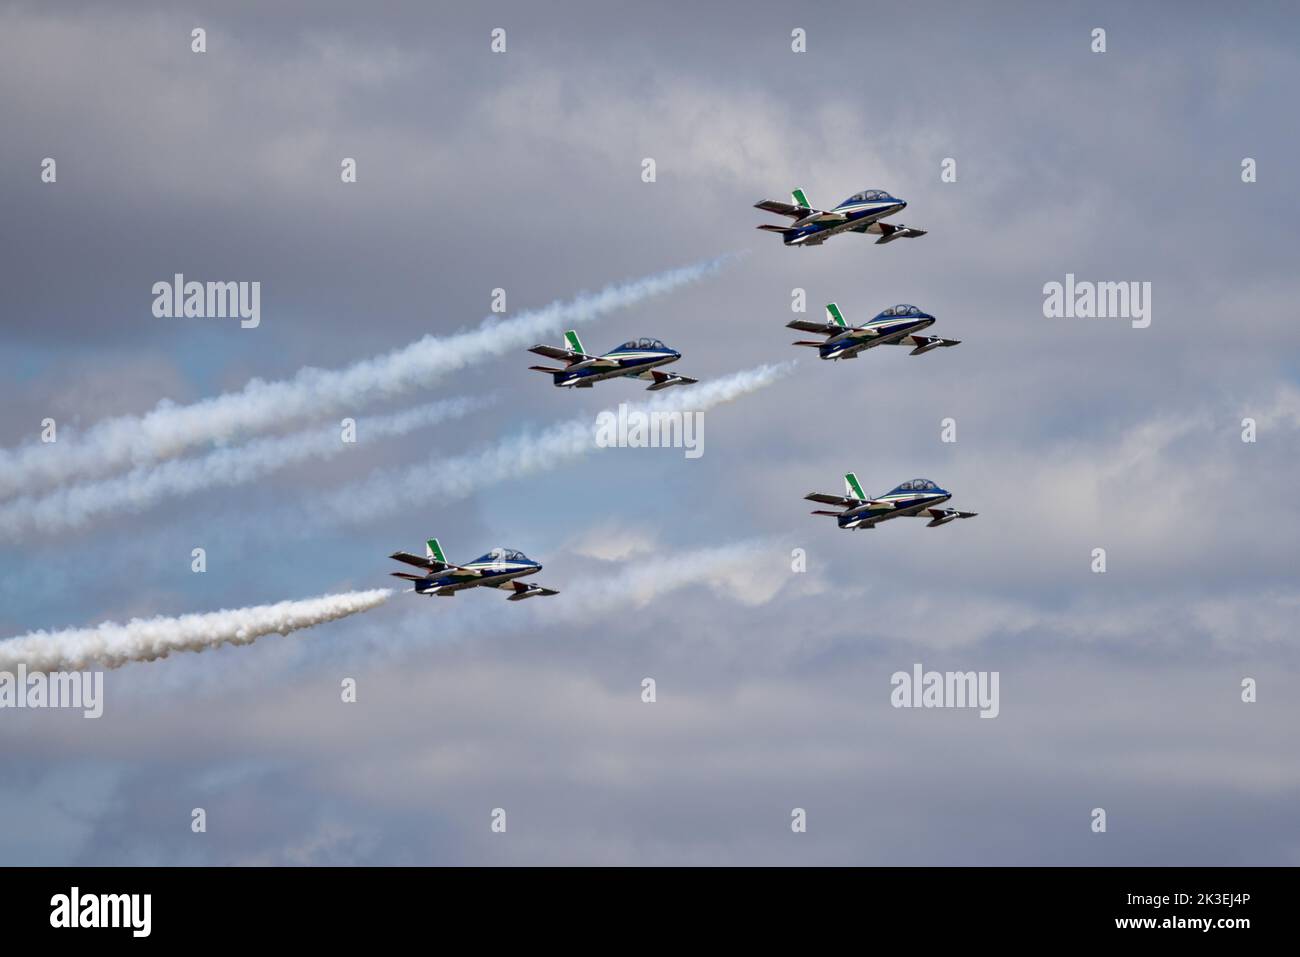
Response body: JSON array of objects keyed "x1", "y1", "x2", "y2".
[
  {"x1": 755, "y1": 187, "x2": 927, "y2": 247},
  {"x1": 789, "y1": 303, "x2": 960, "y2": 360},
  {"x1": 806, "y1": 473, "x2": 977, "y2": 530},
  {"x1": 389, "y1": 538, "x2": 559, "y2": 600},
  {"x1": 528, "y1": 330, "x2": 698, "y2": 390}
]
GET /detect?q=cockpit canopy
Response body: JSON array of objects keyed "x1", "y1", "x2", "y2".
[
  {"x1": 880, "y1": 304, "x2": 923, "y2": 318},
  {"x1": 839, "y1": 188, "x2": 895, "y2": 206},
  {"x1": 616, "y1": 337, "x2": 667, "y2": 351},
  {"x1": 477, "y1": 547, "x2": 530, "y2": 564},
  {"x1": 894, "y1": 478, "x2": 939, "y2": 492}
]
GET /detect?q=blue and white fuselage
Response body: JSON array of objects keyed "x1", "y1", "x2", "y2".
[
  {"x1": 756, "y1": 187, "x2": 927, "y2": 247},
  {"x1": 528, "y1": 333, "x2": 698, "y2": 391},
  {"x1": 789, "y1": 303, "x2": 960, "y2": 360},
  {"x1": 389, "y1": 540, "x2": 559, "y2": 601},
  {"x1": 805, "y1": 474, "x2": 978, "y2": 531}
]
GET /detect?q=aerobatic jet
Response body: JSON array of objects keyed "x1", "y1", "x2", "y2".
[
  {"x1": 388, "y1": 538, "x2": 558, "y2": 600},
  {"x1": 755, "y1": 187, "x2": 927, "y2": 247},
  {"x1": 528, "y1": 330, "x2": 698, "y2": 390},
  {"x1": 789, "y1": 303, "x2": 960, "y2": 360},
  {"x1": 805, "y1": 473, "x2": 977, "y2": 530}
]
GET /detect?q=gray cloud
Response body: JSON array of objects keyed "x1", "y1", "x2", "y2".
[{"x1": 1, "y1": 0, "x2": 1296, "y2": 866}]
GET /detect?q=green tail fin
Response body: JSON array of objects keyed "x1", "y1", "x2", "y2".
[
  {"x1": 826, "y1": 303, "x2": 846, "y2": 327},
  {"x1": 791, "y1": 188, "x2": 811, "y2": 209},
  {"x1": 844, "y1": 472, "x2": 866, "y2": 501},
  {"x1": 564, "y1": 330, "x2": 586, "y2": 355},
  {"x1": 426, "y1": 538, "x2": 447, "y2": 563}
]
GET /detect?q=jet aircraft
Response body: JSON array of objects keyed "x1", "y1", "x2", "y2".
[
  {"x1": 805, "y1": 473, "x2": 977, "y2": 530},
  {"x1": 528, "y1": 330, "x2": 698, "y2": 390},
  {"x1": 755, "y1": 187, "x2": 927, "y2": 247},
  {"x1": 389, "y1": 538, "x2": 559, "y2": 600},
  {"x1": 789, "y1": 303, "x2": 960, "y2": 360}
]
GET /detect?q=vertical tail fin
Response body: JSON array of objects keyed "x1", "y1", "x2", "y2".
[
  {"x1": 791, "y1": 188, "x2": 812, "y2": 210},
  {"x1": 426, "y1": 538, "x2": 447, "y2": 563},
  {"x1": 564, "y1": 330, "x2": 586, "y2": 355},
  {"x1": 826, "y1": 303, "x2": 847, "y2": 327},
  {"x1": 844, "y1": 472, "x2": 866, "y2": 501}
]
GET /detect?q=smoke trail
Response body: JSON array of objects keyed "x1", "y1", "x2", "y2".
[
  {"x1": 314, "y1": 362, "x2": 795, "y2": 524},
  {"x1": 0, "y1": 589, "x2": 393, "y2": 672},
  {"x1": 0, "y1": 256, "x2": 731, "y2": 499},
  {"x1": 0, "y1": 396, "x2": 487, "y2": 539},
  {"x1": 353, "y1": 536, "x2": 793, "y2": 667}
]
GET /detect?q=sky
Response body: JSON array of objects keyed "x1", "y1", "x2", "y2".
[{"x1": 1, "y1": 0, "x2": 1298, "y2": 865}]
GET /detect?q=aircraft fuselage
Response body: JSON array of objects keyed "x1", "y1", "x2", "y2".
[
  {"x1": 822, "y1": 316, "x2": 935, "y2": 359},
  {"x1": 414, "y1": 559, "x2": 541, "y2": 596},
  {"x1": 784, "y1": 199, "x2": 905, "y2": 246},
  {"x1": 839, "y1": 491, "x2": 951, "y2": 529},
  {"x1": 554, "y1": 347, "x2": 680, "y2": 387}
]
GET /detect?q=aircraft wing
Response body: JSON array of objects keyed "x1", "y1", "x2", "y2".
[
  {"x1": 922, "y1": 507, "x2": 978, "y2": 527},
  {"x1": 786, "y1": 319, "x2": 842, "y2": 335},
  {"x1": 635, "y1": 369, "x2": 697, "y2": 391},
  {"x1": 897, "y1": 334, "x2": 961, "y2": 355},
  {"x1": 850, "y1": 221, "x2": 928, "y2": 244},
  {"x1": 796, "y1": 230, "x2": 832, "y2": 246},
  {"x1": 389, "y1": 550, "x2": 444, "y2": 570},
  {"x1": 388, "y1": 551, "x2": 475, "y2": 575},
  {"x1": 500, "y1": 580, "x2": 560, "y2": 601},
  {"x1": 755, "y1": 199, "x2": 814, "y2": 218},
  {"x1": 528, "y1": 344, "x2": 589, "y2": 363}
]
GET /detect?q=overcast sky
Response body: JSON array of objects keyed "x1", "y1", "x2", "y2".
[{"x1": 1, "y1": 0, "x2": 1298, "y2": 865}]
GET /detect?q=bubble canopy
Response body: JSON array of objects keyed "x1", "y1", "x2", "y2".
[
  {"x1": 895, "y1": 479, "x2": 938, "y2": 492},
  {"x1": 839, "y1": 188, "x2": 894, "y2": 206},
  {"x1": 616, "y1": 338, "x2": 667, "y2": 351},
  {"x1": 880, "y1": 304, "x2": 922, "y2": 317},
  {"x1": 476, "y1": 548, "x2": 531, "y2": 564}
]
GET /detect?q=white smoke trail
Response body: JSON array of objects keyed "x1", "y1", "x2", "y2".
[
  {"x1": 0, "y1": 256, "x2": 731, "y2": 499},
  {"x1": 314, "y1": 362, "x2": 796, "y2": 524},
  {"x1": 0, "y1": 589, "x2": 393, "y2": 672},
  {"x1": 0, "y1": 396, "x2": 487, "y2": 539}
]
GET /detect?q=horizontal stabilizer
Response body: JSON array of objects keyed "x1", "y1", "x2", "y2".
[
  {"x1": 791, "y1": 340, "x2": 824, "y2": 348},
  {"x1": 390, "y1": 571, "x2": 427, "y2": 581},
  {"x1": 529, "y1": 364, "x2": 567, "y2": 374},
  {"x1": 756, "y1": 223, "x2": 794, "y2": 233}
]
